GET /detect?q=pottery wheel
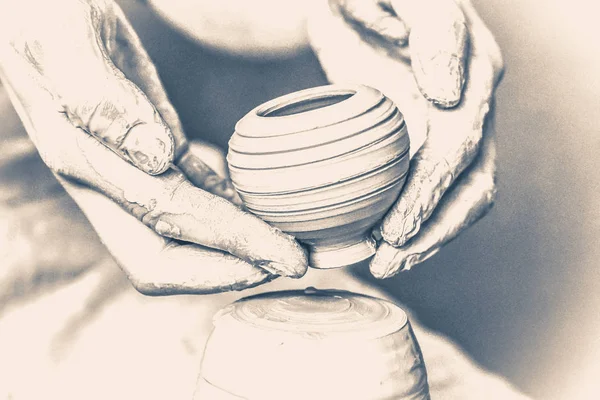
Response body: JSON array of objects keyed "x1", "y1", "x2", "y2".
[
  {"x1": 197, "y1": 288, "x2": 428, "y2": 399},
  {"x1": 223, "y1": 287, "x2": 408, "y2": 339}
]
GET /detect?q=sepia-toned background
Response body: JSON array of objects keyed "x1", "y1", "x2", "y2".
[{"x1": 1, "y1": 0, "x2": 598, "y2": 398}]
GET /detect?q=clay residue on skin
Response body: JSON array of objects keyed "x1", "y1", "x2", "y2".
[
  {"x1": 330, "y1": 10, "x2": 411, "y2": 62},
  {"x1": 154, "y1": 220, "x2": 182, "y2": 238},
  {"x1": 118, "y1": 121, "x2": 174, "y2": 175},
  {"x1": 409, "y1": 19, "x2": 469, "y2": 108},
  {"x1": 145, "y1": 191, "x2": 308, "y2": 278},
  {"x1": 72, "y1": 144, "x2": 306, "y2": 280}
]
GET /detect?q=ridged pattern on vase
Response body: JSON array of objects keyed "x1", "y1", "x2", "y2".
[
  {"x1": 227, "y1": 84, "x2": 410, "y2": 268},
  {"x1": 198, "y1": 289, "x2": 430, "y2": 400}
]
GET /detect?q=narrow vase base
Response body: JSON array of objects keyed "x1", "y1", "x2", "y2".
[{"x1": 308, "y1": 238, "x2": 377, "y2": 269}]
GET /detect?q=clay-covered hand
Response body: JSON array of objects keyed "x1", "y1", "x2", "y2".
[
  {"x1": 0, "y1": 0, "x2": 308, "y2": 294},
  {"x1": 308, "y1": 0, "x2": 504, "y2": 278}
]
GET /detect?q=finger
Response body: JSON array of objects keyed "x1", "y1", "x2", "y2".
[
  {"x1": 333, "y1": 0, "x2": 409, "y2": 47},
  {"x1": 65, "y1": 131, "x2": 307, "y2": 278},
  {"x1": 2, "y1": 0, "x2": 174, "y2": 174},
  {"x1": 371, "y1": 113, "x2": 497, "y2": 278},
  {"x1": 0, "y1": 75, "x2": 308, "y2": 279},
  {"x1": 172, "y1": 140, "x2": 244, "y2": 207},
  {"x1": 176, "y1": 149, "x2": 244, "y2": 206},
  {"x1": 390, "y1": 0, "x2": 469, "y2": 107},
  {"x1": 331, "y1": 0, "x2": 468, "y2": 107},
  {"x1": 107, "y1": 7, "x2": 242, "y2": 205},
  {"x1": 59, "y1": 177, "x2": 275, "y2": 295},
  {"x1": 103, "y1": 3, "x2": 187, "y2": 157},
  {"x1": 186, "y1": 141, "x2": 230, "y2": 179},
  {"x1": 379, "y1": 5, "x2": 503, "y2": 248},
  {"x1": 308, "y1": 0, "x2": 431, "y2": 153}
]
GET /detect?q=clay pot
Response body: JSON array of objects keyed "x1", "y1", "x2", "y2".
[
  {"x1": 195, "y1": 288, "x2": 429, "y2": 399},
  {"x1": 227, "y1": 84, "x2": 410, "y2": 269}
]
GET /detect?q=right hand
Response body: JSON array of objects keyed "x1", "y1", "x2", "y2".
[
  {"x1": 309, "y1": 0, "x2": 504, "y2": 279},
  {"x1": 0, "y1": 0, "x2": 308, "y2": 295}
]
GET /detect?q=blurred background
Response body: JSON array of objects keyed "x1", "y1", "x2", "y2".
[{"x1": 1, "y1": 0, "x2": 598, "y2": 398}]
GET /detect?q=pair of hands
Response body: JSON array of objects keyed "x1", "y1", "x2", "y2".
[{"x1": 0, "y1": 0, "x2": 503, "y2": 295}]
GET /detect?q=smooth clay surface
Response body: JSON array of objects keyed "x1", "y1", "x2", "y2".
[
  {"x1": 227, "y1": 84, "x2": 410, "y2": 269},
  {"x1": 195, "y1": 288, "x2": 430, "y2": 399}
]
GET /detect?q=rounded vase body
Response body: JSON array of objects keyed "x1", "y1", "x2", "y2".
[
  {"x1": 227, "y1": 84, "x2": 410, "y2": 268},
  {"x1": 195, "y1": 288, "x2": 430, "y2": 400}
]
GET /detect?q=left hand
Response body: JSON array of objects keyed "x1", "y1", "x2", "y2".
[
  {"x1": 308, "y1": 0, "x2": 505, "y2": 278},
  {"x1": 0, "y1": 0, "x2": 309, "y2": 297}
]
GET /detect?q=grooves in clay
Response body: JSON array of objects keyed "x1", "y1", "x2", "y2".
[
  {"x1": 226, "y1": 84, "x2": 411, "y2": 269},
  {"x1": 198, "y1": 288, "x2": 430, "y2": 399},
  {"x1": 218, "y1": 287, "x2": 408, "y2": 338}
]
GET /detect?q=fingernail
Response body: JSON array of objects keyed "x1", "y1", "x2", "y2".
[
  {"x1": 257, "y1": 261, "x2": 305, "y2": 278},
  {"x1": 402, "y1": 216, "x2": 422, "y2": 245},
  {"x1": 371, "y1": 259, "x2": 401, "y2": 279},
  {"x1": 420, "y1": 53, "x2": 464, "y2": 108},
  {"x1": 383, "y1": 213, "x2": 421, "y2": 248},
  {"x1": 369, "y1": 243, "x2": 404, "y2": 279},
  {"x1": 121, "y1": 123, "x2": 174, "y2": 175},
  {"x1": 370, "y1": 259, "x2": 388, "y2": 279},
  {"x1": 381, "y1": 221, "x2": 406, "y2": 248}
]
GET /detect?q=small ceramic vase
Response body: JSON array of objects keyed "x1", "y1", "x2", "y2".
[
  {"x1": 227, "y1": 84, "x2": 410, "y2": 269},
  {"x1": 194, "y1": 288, "x2": 430, "y2": 399}
]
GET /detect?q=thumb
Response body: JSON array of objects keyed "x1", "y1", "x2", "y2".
[
  {"x1": 1, "y1": 0, "x2": 174, "y2": 175},
  {"x1": 391, "y1": 0, "x2": 469, "y2": 108}
]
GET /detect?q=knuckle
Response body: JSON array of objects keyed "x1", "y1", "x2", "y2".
[
  {"x1": 481, "y1": 172, "x2": 497, "y2": 206},
  {"x1": 488, "y1": 40, "x2": 505, "y2": 74},
  {"x1": 488, "y1": 175, "x2": 498, "y2": 204},
  {"x1": 473, "y1": 20, "x2": 504, "y2": 75},
  {"x1": 76, "y1": 93, "x2": 157, "y2": 141},
  {"x1": 488, "y1": 187, "x2": 498, "y2": 207},
  {"x1": 495, "y1": 53, "x2": 506, "y2": 82}
]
